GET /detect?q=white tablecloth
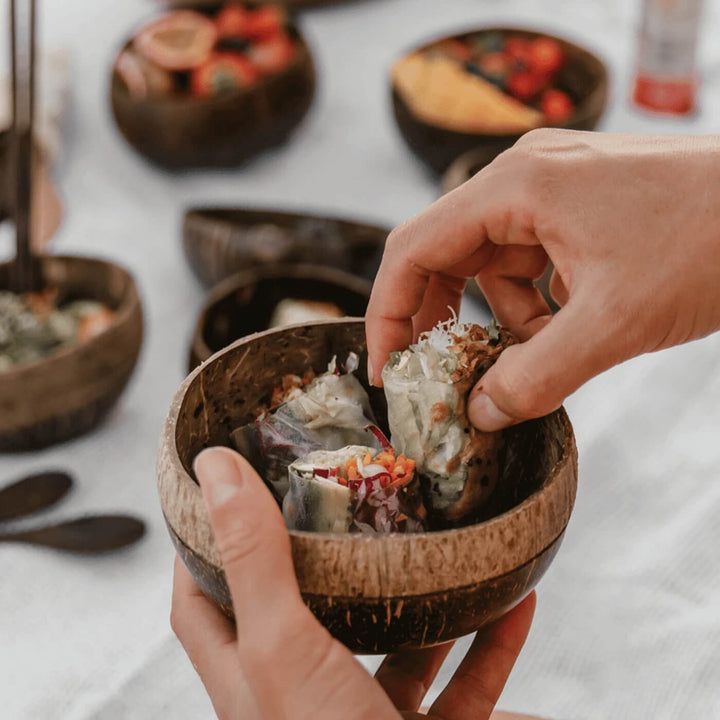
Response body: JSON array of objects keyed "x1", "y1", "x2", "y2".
[{"x1": 1, "y1": 1, "x2": 719, "y2": 718}]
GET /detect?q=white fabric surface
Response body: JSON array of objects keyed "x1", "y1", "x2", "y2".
[{"x1": 1, "y1": 0, "x2": 720, "y2": 718}]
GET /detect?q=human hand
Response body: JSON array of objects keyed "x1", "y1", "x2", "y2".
[
  {"x1": 366, "y1": 130, "x2": 720, "y2": 430},
  {"x1": 171, "y1": 446, "x2": 537, "y2": 720}
]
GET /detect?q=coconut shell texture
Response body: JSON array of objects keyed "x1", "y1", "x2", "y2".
[
  {"x1": 158, "y1": 319, "x2": 577, "y2": 653},
  {"x1": 183, "y1": 207, "x2": 389, "y2": 289}
]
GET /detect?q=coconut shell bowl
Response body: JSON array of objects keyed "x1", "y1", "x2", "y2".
[
  {"x1": 188, "y1": 264, "x2": 371, "y2": 370},
  {"x1": 0, "y1": 256, "x2": 143, "y2": 452},
  {"x1": 158, "y1": 319, "x2": 577, "y2": 654},
  {"x1": 183, "y1": 206, "x2": 390, "y2": 288},
  {"x1": 110, "y1": 3, "x2": 316, "y2": 170},
  {"x1": 391, "y1": 27, "x2": 608, "y2": 174}
]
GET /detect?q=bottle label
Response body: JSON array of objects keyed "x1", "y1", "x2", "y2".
[{"x1": 634, "y1": 0, "x2": 702, "y2": 113}]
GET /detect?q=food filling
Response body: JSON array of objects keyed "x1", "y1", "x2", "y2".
[{"x1": 0, "y1": 289, "x2": 115, "y2": 372}]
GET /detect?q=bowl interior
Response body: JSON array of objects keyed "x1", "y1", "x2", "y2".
[
  {"x1": 176, "y1": 320, "x2": 566, "y2": 526},
  {"x1": 199, "y1": 268, "x2": 371, "y2": 358},
  {"x1": 0, "y1": 255, "x2": 137, "y2": 319}
]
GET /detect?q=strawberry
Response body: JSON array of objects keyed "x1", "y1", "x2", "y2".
[
  {"x1": 528, "y1": 37, "x2": 564, "y2": 77},
  {"x1": 191, "y1": 53, "x2": 258, "y2": 97},
  {"x1": 505, "y1": 71, "x2": 543, "y2": 102},
  {"x1": 215, "y1": 4, "x2": 253, "y2": 38},
  {"x1": 246, "y1": 5, "x2": 285, "y2": 39},
  {"x1": 248, "y1": 35, "x2": 295, "y2": 76},
  {"x1": 540, "y1": 89, "x2": 574, "y2": 122},
  {"x1": 504, "y1": 36, "x2": 532, "y2": 65}
]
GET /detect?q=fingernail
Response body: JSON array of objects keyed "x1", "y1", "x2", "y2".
[
  {"x1": 367, "y1": 357, "x2": 375, "y2": 387},
  {"x1": 468, "y1": 393, "x2": 514, "y2": 432},
  {"x1": 193, "y1": 447, "x2": 242, "y2": 509}
]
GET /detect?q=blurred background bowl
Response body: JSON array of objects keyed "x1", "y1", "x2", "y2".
[
  {"x1": 110, "y1": 4, "x2": 316, "y2": 169},
  {"x1": 182, "y1": 206, "x2": 389, "y2": 288},
  {"x1": 392, "y1": 26, "x2": 608, "y2": 174},
  {"x1": 158, "y1": 319, "x2": 578, "y2": 654},
  {"x1": 0, "y1": 256, "x2": 143, "y2": 451},
  {"x1": 188, "y1": 264, "x2": 371, "y2": 370}
]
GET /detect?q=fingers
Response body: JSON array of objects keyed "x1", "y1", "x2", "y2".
[
  {"x1": 375, "y1": 642, "x2": 455, "y2": 712},
  {"x1": 171, "y1": 557, "x2": 253, "y2": 720},
  {"x1": 549, "y1": 268, "x2": 569, "y2": 306},
  {"x1": 428, "y1": 592, "x2": 536, "y2": 720},
  {"x1": 475, "y1": 245, "x2": 552, "y2": 342},
  {"x1": 467, "y1": 295, "x2": 620, "y2": 431},
  {"x1": 411, "y1": 274, "x2": 466, "y2": 344},
  {"x1": 193, "y1": 447, "x2": 310, "y2": 648},
  {"x1": 366, "y1": 159, "x2": 535, "y2": 385}
]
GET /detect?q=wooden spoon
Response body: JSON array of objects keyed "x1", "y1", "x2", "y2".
[
  {"x1": 0, "y1": 514, "x2": 146, "y2": 552},
  {"x1": 0, "y1": 470, "x2": 73, "y2": 521}
]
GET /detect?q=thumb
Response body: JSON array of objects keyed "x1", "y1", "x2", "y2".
[
  {"x1": 193, "y1": 447, "x2": 309, "y2": 641},
  {"x1": 468, "y1": 304, "x2": 618, "y2": 430}
]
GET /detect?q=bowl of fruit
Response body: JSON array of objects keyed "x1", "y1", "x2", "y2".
[
  {"x1": 391, "y1": 27, "x2": 608, "y2": 174},
  {"x1": 110, "y1": 2, "x2": 315, "y2": 169}
]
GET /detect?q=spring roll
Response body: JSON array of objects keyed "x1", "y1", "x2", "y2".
[
  {"x1": 283, "y1": 444, "x2": 426, "y2": 534},
  {"x1": 231, "y1": 353, "x2": 380, "y2": 501},
  {"x1": 381, "y1": 318, "x2": 515, "y2": 525}
]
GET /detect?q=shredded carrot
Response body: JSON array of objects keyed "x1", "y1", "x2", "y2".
[{"x1": 363, "y1": 451, "x2": 373, "y2": 466}]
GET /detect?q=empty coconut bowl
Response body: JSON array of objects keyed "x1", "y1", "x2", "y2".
[
  {"x1": 0, "y1": 256, "x2": 143, "y2": 452},
  {"x1": 188, "y1": 264, "x2": 371, "y2": 370},
  {"x1": 183, "y1": 206, "x2": 390, "y2": 288},
  {"x1": 392, "y1": 27, "x2": 608, "y2": 174},
  {"x1": 158, "y1": 319, "x2": 577, "y2": 654},
  {"x1": 110, "y1": 4, "x2": 316, "y2": 169}
]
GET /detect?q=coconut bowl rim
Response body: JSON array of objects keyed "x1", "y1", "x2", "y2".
[
  {"x1": 0, "y1": 254, "x2": 142, "y2": 381},
  {"x1": 191, "y1": 264, "x2": 373, "y2": 363},
  {"x1": 390, "y1": 24, "x2": 608, "y2": 137},
  {"x1": 183, "y1": 205, "x2": 393, "y2": 236},
  {"x1": 159, "y1": 318, "x2": 578, "y2": 596}
]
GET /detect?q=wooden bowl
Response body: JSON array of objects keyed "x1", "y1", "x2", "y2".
[
  {"x1": 392, "y1": 27, "x2": 608, "y2": 174},
  {"x1": 183, "y1": 206, "x2": 390, "y2": 288},
  {"x1": 0, "y1": 256, "x2": 143, "y2": 452},
  {"x1": 110, "y1": 7, "x2": 316, "y2": 170},
  {"x1": 158, "y1": 319, "x2": 577, "y2": 654},
  {"x1": 188, "y1": 264, "x2": 371, "y2": 370}
]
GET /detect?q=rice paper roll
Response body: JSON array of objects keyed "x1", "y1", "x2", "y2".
[
  {"x1": 284, "y1": 445, "x2": 426, "y2": 534},
  {"x1": 231, "y1": 353, "x2": 380, "y2": 501},
  {"x1": 381, "y1": 319, "x2": 515, "y2": 525}
]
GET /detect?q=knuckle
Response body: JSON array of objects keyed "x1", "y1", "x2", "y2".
[{"x1": 385, "y1": 222, "x2": 412, "y2": 255}]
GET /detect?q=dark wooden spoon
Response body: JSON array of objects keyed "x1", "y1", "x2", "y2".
[
  {"x1": 0, "y1": 515, "x2": 146, "y2": 552},
  {"x1": 0, "y1": 471, "x2": 73, "y2": 522}
]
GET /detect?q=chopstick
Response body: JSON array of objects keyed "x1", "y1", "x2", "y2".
[{"x1": 10, "y1": 0, "x2": 38, "y2": 293}]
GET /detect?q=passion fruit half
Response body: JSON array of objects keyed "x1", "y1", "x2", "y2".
[{"x1": 134, "y1": 10, "x2": 218, "y2": 71}]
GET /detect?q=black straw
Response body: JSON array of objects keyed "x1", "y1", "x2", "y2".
[{"x1": 10, "y1": 0, "x2": 38, "y2": 294}]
